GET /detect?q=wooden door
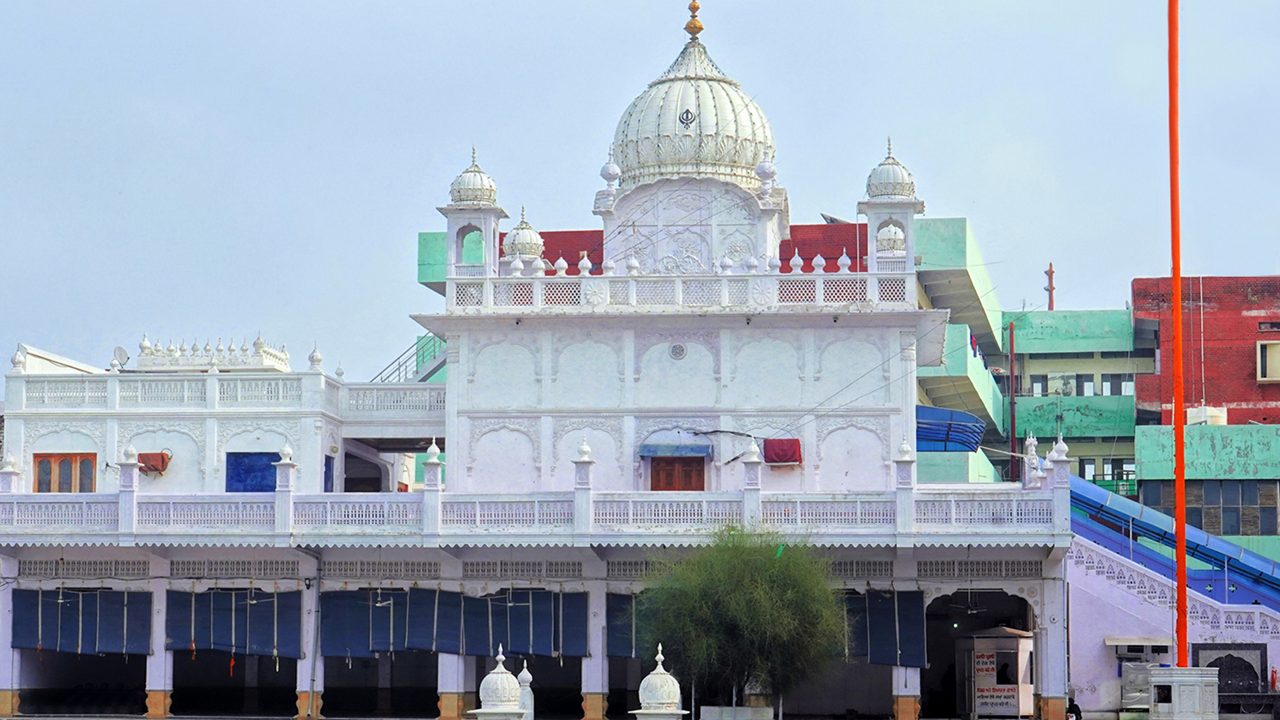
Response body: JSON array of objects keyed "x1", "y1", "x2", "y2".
[{"x1": 650, "y1": 457, "x2": 705, "y2": 491}]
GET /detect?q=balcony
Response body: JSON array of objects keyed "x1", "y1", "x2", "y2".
[
  {"x1": 1015, "y1": 394, "x2": 1135, "y2": 440},
  {"x1": 9, "y1": 373, "x2": 446, "y2": 442},
  {"x1": 0, "y1": 484, "x2": 1068, "y2": 548},
  {"x1": 445, "y1": 269, "x2": 917, "y2": 314},
  {"x1": 917, "y1": 324, "x2": 1005, "y2": 433}
]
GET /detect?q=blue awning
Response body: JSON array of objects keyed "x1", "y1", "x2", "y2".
[
  {"x1": 637, "y1": 443, "x2": 712, "y2": 458},
  {"x1": 917, "y1": 405, "x2": 986, "y2": 452},
  {"x1": 13, "y1": 589, "x2": 151, "y2": 655}
]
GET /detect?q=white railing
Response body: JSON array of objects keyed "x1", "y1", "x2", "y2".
[
  {"x1": 345, "y1": 384, "x2": 447, "y2": 416},
  {"x1": 593, "y1": 492, "x2": 743, "y2": 528},
  {"x1": 761, "y1": 494, "x2": 896, "y2": 527},
  {"x1": 9, "y1": 374, "x2": 448, "y2": 427},
  {"x1": 448, "y1": 270, "x2": 916, "y2": 313},
  {"x1": 1068, "y1": 536, "x2": 1280, "y2": 638},
  {"x1": 136, "y1": 495, "x2": 275, "y2": 529},
  {"x1": 0, "y1": 495, "x2": 118, "y2": 528},
  {"x1": 914, "y1": 489, "x2": 1056, "y2": 528},
  {"x1": 217, "y1": 377, "x2": 303, "y2": 407},
  {"x1": 119, "y1": 378, "x2": 206, "y2": 407},
  {"x1": 440, "y1": 494, "x2": 575, "y2": 529},
  {"x1": 0, "y1": 485, "x2": 1068, "y2": 544},
  {"x1": 294, "y1": 494, "x2": 422, "y2": 529},
  {"x1": 23, "y1": 379, "x2": 108, "y2": 408}
]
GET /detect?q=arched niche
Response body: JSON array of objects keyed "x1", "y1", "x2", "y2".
[
  {"x1": 731, "y1": 337, "x2": 801, "y2": 408},
  {"x1": 471, "y1": 344, "x2": 538, "y2": 409},
  {"x1": 551, "y1": 341, "x2": 620, "y2": 408},
  {"x1": 635, "y1": 342, "x2": 716, "y2": 407},
  {"x1": 818, "y1": 425, "x2": 886, "y2": 491},
  {"x1": 469, "y1": 428, "x2": 536, "y2": 493}
]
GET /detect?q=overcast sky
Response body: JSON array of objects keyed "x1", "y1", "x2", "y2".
[{"x1": 2, "y1": 1, "x2": 1277, "y2": 378}]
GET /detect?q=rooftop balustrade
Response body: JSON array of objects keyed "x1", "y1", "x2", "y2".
[
  {"x1": 446, "y1": 267, "x2": 917, "y2": 314},
  {"x1": 8, "y1": 372, "x2": 446, "y2": 423},
  {"x1": 0, "y1": 472, "x2": 1070, "y2": 549}
]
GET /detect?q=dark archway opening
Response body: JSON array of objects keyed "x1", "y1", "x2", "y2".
[
  {"x1": 18, "y1": 650, "x2": 146, "y2": 714},
  {"x1": 921, "y1": 591, "x2": 1033, "y2": 719},
  {"x1": 170, "y1": 651, "x2": 296, "y2": 716},
  {"x1": 343, "y1": 454, "x2": 385, "y2": 493},
  {"x1": 322, "y1": 651, "x2": 438, "y2": 718}
]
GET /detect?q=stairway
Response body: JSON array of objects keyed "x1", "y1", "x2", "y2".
[
  {"x1": 371, "y1": 334, "x2": 447, "y2": 383},
  {"x1": 1067, "y1": 534, "x2": 1280, "y2": 714}
]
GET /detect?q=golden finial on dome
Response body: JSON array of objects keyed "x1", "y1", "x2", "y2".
[{"x1": 685, "y1": 1, "x2": 703, "y2": 38}]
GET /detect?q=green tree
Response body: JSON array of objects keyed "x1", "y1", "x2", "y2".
[{"x1": 641, "y1": 527, "x2": 845, "y2": 707}]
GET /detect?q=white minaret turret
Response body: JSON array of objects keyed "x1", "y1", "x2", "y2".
[
  {"x1": 439, "y1": 147, "x2": 509, "y2": 279},
  {"x1": 857, "y1": 138, "x2": 924, "y2": 274}
]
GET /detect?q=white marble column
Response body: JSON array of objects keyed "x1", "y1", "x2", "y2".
[
  {"x1": 437, "y1": 653, "x2": 476, "y2": 720},
  {"x1": 891, "y1": 665, "x2": 921, "y2": 720},
  {"x1": 581, "y1": 581, "x2": 608, "y2": 720},
  {"x1": 0, "y1": 556, "x2": 20, "y2": 717},
  {"x1": 1038, "y1": 577, "x2": 1069, "y2": 720},
  {"x1": 146, "y1": 559, "x2": 172, "y2": 718},
  {"x1": 295, "y1": 564, "x2": 322, "y2": 720}
]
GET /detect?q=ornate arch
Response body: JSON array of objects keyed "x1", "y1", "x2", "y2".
[
  {"x1": 467, "y1": 417, "x2": 541, "y2": 470},
  {"x1": 215, "y1": 420, "x2": 300, "y2": 460}
]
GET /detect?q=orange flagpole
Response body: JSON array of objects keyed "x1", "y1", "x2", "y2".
[{"x1": 1168, "y1": 0, "x2": 1189, "y2": 667}]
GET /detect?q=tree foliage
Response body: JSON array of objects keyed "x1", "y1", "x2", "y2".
[{"x1": 641, "y1": 528, "x2": 845, "y2": 705}]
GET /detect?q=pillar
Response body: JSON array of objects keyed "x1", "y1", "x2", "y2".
[
  {"x1": 573, "y1": 439, "x2": 594, "y2": 534},
  {"x1": 0, "y1": 556, "x2": 20, "y2": 717},
  {"x1": 438, "y1": 653, "x2": 476, "y2": 720},
  {"x1": 581, "y1": 581, "x2": 608, "y2": 720},
  {"x1": 274, "y1": 446, "x2": 297, "y2": 541},
  {"x1": 296, "y1": 579, "x2": 323, "y2": 720},
  {"x1": 891, "y1": 665, "x2": 921, "y2": 720},
  {"x1": 377, "y1": 654, "x2": 392, "y2": 715},
  {"x1": 742, "y1": 442, "x2": 762, "y2": 526},
  {"x1": 422, "y1": 443, "x2": 443, "y2": 536},
  {"x1": 146, "y1": 559, "x2": 173, "y2": 718},
  {"x1": 1037, "y1": 577, "x2": 1068, "y2": 720}
]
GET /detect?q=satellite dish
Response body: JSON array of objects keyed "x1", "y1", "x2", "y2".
[{"x1": 112, "y1": 346, "x2": 130, "y2": 368}]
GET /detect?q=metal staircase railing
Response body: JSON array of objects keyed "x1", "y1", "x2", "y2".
[{"x1": 370, "y1": 334, "x2": 447, "y2": 383}]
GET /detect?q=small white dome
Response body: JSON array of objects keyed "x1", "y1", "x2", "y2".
[
  {"x1": 876, "y1": 224, "x2": 906, "y2": 254},
  {"x1": 477, "y1": 647, "x2": 521, "y2": 710},
  {"x1": 502, "y1": 208, "x2": 545, "y2": 259},
  {"x1": 600, "y1": 155, "x2": 622, "y2": 183},
  {"x1": 449, "y1": 148, "x2": 499, "y2": 206},
  {"x1": 866, "y1": 139, "x2": 916, "y2": 200},
  {"x1": 638, "y1": 644, "x2": 682, "y2": 712}
]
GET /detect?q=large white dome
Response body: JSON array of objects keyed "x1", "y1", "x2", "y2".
[{"x1": 611, "y1": 37, "x2": 774, "y2": 192}]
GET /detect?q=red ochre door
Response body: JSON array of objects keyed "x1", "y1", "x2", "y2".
[{"x1": 650, "y1": 457, "x2": 705, "y2": 491}]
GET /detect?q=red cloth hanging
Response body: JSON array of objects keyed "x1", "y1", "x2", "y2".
[{"x1": 762, "y1": 438, "x2": 803, "y2": 465}]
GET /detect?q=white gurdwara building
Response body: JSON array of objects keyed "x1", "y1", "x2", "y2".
[{"x1": 0, "y1": 9, "x2": 1074, "y2": 720}]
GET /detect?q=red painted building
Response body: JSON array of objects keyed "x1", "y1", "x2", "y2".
[{"x1": 1132, "y1": 276, "x2": 1280, "y2": 424}]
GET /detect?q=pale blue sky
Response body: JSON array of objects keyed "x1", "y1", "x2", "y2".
[{"x1": 2, "y1": 1, "x2": 1277, "y2": 378}]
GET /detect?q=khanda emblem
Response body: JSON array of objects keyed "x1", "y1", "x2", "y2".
[{"x1": 679, "y1": 108, "x2": 696, "y2": 128}]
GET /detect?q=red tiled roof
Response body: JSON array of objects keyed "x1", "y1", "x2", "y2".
[
  {"x1": 500, "y1": 223, "x2": 870, "y2": 275},
  {"x1": 781, "y1": 224, "x2": 868, "y2": 273}
]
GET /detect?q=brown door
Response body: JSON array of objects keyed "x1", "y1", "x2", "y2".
[{"x1": 650, "y1": 457, "x2": 705, "y2": 491}]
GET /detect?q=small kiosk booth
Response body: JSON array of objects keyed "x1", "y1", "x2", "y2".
[{"x1": 956, "y1": 627, "x2": 1035, "y2": 719}]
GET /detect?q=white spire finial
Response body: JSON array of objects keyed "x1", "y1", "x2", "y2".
[
  {"x1": 655, "y1": 643, "x2": 665, "y2": 667},
  {"x1": 887, "y1": 136, "x2": 893, "y2": 157},
  {"x1": 496, "y1": 644, "x2": 505, "y2": 663},
  {"x1": 471, "y1": 145, "x2": 477, "y2": 165}
]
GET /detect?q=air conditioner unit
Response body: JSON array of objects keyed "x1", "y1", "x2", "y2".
[{"x1": 1187, "y1": 406, "x2": 1227, "y2": 426}]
